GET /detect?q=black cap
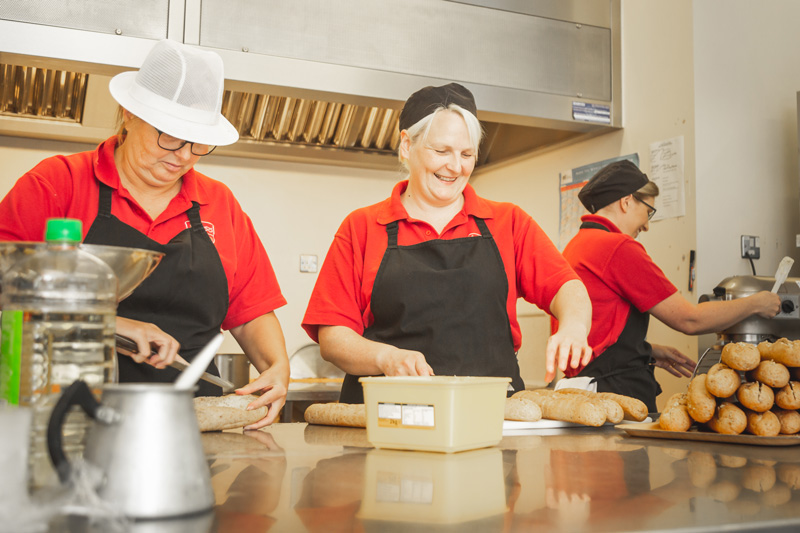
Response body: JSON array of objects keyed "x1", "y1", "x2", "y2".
[
  {"x1": 398, "y1": 83, "x2": 478, "y2": 131},
  {"x1": 578, "y1": 160, "x2": 650, "y2": 213}
]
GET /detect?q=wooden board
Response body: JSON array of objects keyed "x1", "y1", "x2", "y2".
[{"x1": 617, "y1": 422, "x2": 800, "y2": 447}]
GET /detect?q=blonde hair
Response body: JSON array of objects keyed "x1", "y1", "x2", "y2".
[
  {"x1": 398, "y1": 105, "x2": 483, "y2": 172},
  {"x1": 634, "y1": 180, "x2": 660, "y2": 198}
]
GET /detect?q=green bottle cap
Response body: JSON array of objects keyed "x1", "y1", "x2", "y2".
[{"x1": 44, "y1": 218, "x2": 83, "y2": 243}]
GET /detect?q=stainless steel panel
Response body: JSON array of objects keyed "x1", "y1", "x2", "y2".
[
  {"x1": 0, "y1": 0, "x2": 170, "y2": 39},
  {"x1": 199, "y1": 0, "x2": 611, "y2": 101},
  {"x1": 446, "y1": 0, "x2": 612, "y2": 27}
]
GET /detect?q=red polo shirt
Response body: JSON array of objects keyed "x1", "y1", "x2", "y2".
[
  {"x1": 556, "y1": 214, "x2": 677, "y2": 376},
  {"x1": 0, "y1": 137, "x2": 286, "y2": 330},
  {"x1": 302, "y1": 180, "x2": 579, "y2": 350}
]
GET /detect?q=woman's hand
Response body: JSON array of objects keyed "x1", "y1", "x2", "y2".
[
  {"x1": 376, "y1": 346, "x2": 435, "y2": 377},
  {"x1": 651, "y1": 344, "x2": 695, "y2": 378},
  {"x1": 229, "y1": 313, "x2": 291, "y2": 430},
  {"x1": 115, "y1": 316, "x2": 181, "y2": 369},
  {"x1": 545, "y1": 322, "x2": 592, "y2": 383},
  {"x1": 236, "y1": 361, "x2": 290, "y2": 430}
]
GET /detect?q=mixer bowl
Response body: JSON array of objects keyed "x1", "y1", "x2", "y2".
[{"x1": 0, "y1": 242, "x2": 164, "y2": 302}]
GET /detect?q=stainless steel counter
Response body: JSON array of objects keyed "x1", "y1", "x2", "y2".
[{"x1": 43, "y1": 424, "x2": 800, "y2": 532}]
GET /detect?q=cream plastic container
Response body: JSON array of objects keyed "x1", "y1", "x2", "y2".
[
  {"x1": 360, "y1": 376, "x2": 510, "y2": 453},
  {"x1": 357, "y1": 447, "x2": 507, "y2": 525}
]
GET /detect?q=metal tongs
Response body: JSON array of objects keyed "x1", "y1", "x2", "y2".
[{"x1": 115, "y1": 333, "x2": 235, "y2": 390}]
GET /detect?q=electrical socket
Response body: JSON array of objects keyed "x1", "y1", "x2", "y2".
[
  {"x1": 299, "y1": 254, "x2": 318, "y2": 273},
  {"x1": 741, "y1": 235, "x2": 760, "y2": 259}
]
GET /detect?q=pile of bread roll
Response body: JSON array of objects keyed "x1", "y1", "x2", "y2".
[
  {"x1": 659, "y1": 338, "x2": 800, "y2": 436},
  {"x1": 667, "y1": 448, "x2": 800, "y2": 515}
]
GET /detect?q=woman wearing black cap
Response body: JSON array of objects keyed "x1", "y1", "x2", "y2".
[
  {"x1": 302, "y1": 83, "x2": 592, "y2": 403},
  {"x1": 555, "y1": 160, "x2": 779, "y2": 412}
]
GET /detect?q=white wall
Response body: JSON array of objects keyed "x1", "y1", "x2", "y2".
[
  {"x1": 472, "y1": 0, "x2": 697, "y2": 406},
  {"x1": 0, "y1": 135, "x2": 400, "y2": 358},
  {"x1": 693, "y1": 1, "x2": 800, "y2": 292}
]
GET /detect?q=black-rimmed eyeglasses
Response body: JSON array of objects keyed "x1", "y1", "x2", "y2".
[
  {"x1": 155, "y1": 128, "x2": 216, "y2": 156},
  {"x1": 634, "y1": 196, "x2": 657, "y2": 220}
]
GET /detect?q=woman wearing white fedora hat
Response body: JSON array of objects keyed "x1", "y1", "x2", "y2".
[{"x1": 0, "y1": 40, "x2": 289, "y2": 428}]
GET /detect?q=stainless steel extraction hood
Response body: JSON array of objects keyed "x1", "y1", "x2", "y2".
[{"x1": 0, "y1": 0, "x2": 621, "y2": 171}]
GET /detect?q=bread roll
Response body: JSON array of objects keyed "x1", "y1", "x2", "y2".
[
  {"x1": 514, "y1": 390, "x2": 606, "y2": 426},
  {"x1": 761, "y1": 338, "x2": 800, "y2": 367},
  {"x1": 777, "y1": 463, "x2": 800, "y2": 489},
  {"x1": 775, "y1": 381, "x2": 800, "y2": 410},
  {"x1": 659, "y1": 392, "x2": 692, "y2": 432},
  {"x1": 737, "y1": 382, "x2": 775, "y2": 412},
  {"x1": 304, "y1": 403, "x2": 366, "y2": 427},
  {"x1": 708, "y1": 480, "x2": 741, "y2": 502},
  {"x1": 761, "y1": 484, "x2": 792, "y2": 507},
  {"x1": 718, "y1": 454, "x2": 748, "y2": 468},
  {"x1": 742, "y1": 464, "x2": 777, "y2": 492},
  {"x1": 706, "y1": 363, "x2": 741, "y2": 398},
  {"x1": 744, "y1": 409, "x2": 781, "y2": 437},
  {"x1": 193, "y1": 394, "x2": 267, "y2": 432},
  {"x1": 748, "y1": 360, "x2": 790, "y2": 388},
  {"x1": 504, "y1": 397, "x2": 542, "y2": 421},
  {"x1": 687, "y1": 375, "x2": 716, "y2": 423},
  {"x1": 706, "y1": 402, "x2": 746, "y2": 435},
  {"x1": 688, "y1": 451, "x2": 717, "y2": 488},
  {"x1": 773, "y1": 408, "x2": 800, "y2": 435},
  {"x1": 721, "y1": 342, "x2": 760, "y2": 371}
]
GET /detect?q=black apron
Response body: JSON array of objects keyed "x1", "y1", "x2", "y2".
[
  {"x1": 575, "y1": 221, "x2": 661, "y2": 412},
  {"x1": 84, "y1": 183, "x2": 229, "y2": 396},
  {"x1": 339, "y1": 217, "x2": 523, "y2": 403}
]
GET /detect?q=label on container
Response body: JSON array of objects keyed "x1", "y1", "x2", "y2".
[
  {"x1": 0, "y1": 310, "x2": 23, "y2": 405},
  {"x1": 377, "y1": 402, "x2": 435, "y2": 429}
]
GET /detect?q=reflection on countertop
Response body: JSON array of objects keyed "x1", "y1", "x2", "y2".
[{"x1": 38, "y1": 423, "x2": 800, "y2": 532}]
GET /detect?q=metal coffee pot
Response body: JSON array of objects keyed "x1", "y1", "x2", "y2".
[{"x1": 47, "y1": 380, "x2": 213, "y2": 518}]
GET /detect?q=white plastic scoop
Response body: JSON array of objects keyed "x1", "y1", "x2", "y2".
[
  {"x1": 174, "y1": 333, "x2": 225, "y2": 390},
  {"x1": 771, "y1": 256, "x2": 795, "y2": 293}
]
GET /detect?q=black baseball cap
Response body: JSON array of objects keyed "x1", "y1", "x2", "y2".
[
  {"x1": 398, "y1": 83, "x2": 478, "y2": 131},
  {"x1": 578, "y1": 160, "x2": 650, "y2": 213}
]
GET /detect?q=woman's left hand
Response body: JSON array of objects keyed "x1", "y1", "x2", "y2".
[
  {"x1": 651, "y1": 344, "x2": 695, "y2": 378},
  {"x1": 546, "y1": 323, "x2": 592, "y2": 383},
  {"x1": 236, "y1": 362, "x2": 290, "y2": 430}
]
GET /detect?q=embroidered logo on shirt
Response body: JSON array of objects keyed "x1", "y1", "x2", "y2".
[
  {"x1": 185, "y1": 220, "x2": 216, "y2": 243},
  {"x1": 468, "y1": 232, "x2": 481, "y2": 237}
]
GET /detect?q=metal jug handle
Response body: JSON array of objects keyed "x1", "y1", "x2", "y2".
[{"x1": 46, "y1": 380, "x2": 101, "y2": 483}]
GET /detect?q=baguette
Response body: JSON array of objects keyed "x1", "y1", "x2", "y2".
[
  {"x1": 556, "y1": 388, "x2": 648, "y2": 421},
  {"x1": 193, "y1": 394, "x2": 267, "y2": 432},
  {"x1": 504, "y1": 397, "x2": 542, "y2": 421},
  {"x1": 553, "y1": 389, "x2": 623, "y2": 423},
  {"x1": 514, "y1": 390, "x2": 606, "y2": 427},
  {"x1": 304, "y1": 403, "x2": 366, "y2": 428}
]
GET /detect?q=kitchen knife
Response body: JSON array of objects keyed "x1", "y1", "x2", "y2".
[
  {"x1": 771, "y1": 256, "x2": 794, "y2": 293},
  {"x1": 115, "y1": 333, "x2": 235, "y2": 390}
]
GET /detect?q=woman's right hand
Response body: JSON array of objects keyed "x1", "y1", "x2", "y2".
[
  {"x1": 115, "y1": 316, "x2": 181, "y2": 369},
  {"x1": 375, "y1": 346, "x2": 434, "y2": 377},
  {"x1": 749, "y1": 291, "x2": 781, "y2": 318}
]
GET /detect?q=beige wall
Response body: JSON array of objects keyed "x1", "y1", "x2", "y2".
[{"x1": 472, "y1": 0, "x2": 697, "y2": 408}]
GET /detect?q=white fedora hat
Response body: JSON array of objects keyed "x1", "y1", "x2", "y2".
[{"x1": 109, "y1": 39, "x2": 239, "y2": 147}]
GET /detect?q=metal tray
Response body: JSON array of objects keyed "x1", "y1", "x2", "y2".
[{"x1": 617, "y1": 422, "x2": 800, "y2": 447}]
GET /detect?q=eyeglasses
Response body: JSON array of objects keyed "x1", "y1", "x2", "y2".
[
  {"x1": 154, "y1": 128, "x2": 216, "y2": 156},
  {"x1": 634, "y1": 196, "x2": 657, "y2": 220}
]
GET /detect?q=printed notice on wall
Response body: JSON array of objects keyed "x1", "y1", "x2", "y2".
[
  {"x1": 558, "y1": 153, "x2": 640, "y2": 250},
  {"x1": 649, "y1": 136, "x2": 685, "y2": 221}
]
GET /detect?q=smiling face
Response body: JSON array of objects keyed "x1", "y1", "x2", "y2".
[
  {"x1": 399, "y1": 110, "x2": 477, "y2": 208},
  {"x1": 116, "y1": 110, "x2": 201, "y2": 190}
]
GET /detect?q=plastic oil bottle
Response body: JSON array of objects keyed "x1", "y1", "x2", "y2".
[{"x1": 0, "y1": 219, "x2": 117, "y2": 487}]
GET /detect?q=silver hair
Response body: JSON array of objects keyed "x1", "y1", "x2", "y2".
[{"x1": 398, "y1": 104, "x2": 483, "y2": 172}]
